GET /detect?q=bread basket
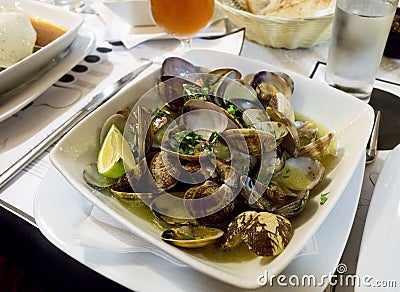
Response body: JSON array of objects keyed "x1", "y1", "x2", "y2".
[{"x1": 216, "y1": 0, "x2": 334, "y2": 49}]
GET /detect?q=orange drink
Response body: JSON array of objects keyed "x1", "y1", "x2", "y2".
[{"x1": 150, "y1": 0, "x2": 215, "y2": 38}]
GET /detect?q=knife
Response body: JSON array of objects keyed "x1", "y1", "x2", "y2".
[{"x1": 0, "y1": 61, "x2": 152, "y2": 190}]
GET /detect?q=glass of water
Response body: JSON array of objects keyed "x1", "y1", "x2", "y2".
[{"x1": 325, "y1": 0, "x2": 398, "y2": 100}]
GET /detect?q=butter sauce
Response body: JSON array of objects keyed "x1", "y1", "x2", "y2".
[{"x1": 116, "y1": 197, "x2": 257, "y2": 262}]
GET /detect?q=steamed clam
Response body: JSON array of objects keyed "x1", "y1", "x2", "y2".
[
  {"x1": 82, "y1": 56, "x2": 338, "y2": 259},
  {"x1": 150, "y1": 193, "x2": 195, "y2": 226},
  {"x1": 221, "y1": 211, "x2": 293, "y2": 256},
  {"x1": 161, "y1": 225, "x2": 224, "y2": 248}
]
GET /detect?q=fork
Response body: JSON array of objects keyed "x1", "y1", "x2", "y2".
[{"x1": 366, "y1": 110, "x2": 381, "y2": 164}]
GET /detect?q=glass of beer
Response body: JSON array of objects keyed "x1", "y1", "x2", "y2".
[{"x1": 149, "y1": 0, "x2": 215, "y2": 51}]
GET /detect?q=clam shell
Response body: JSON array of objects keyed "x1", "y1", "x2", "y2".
[
  {"x1": 221, "y1": 128, "x2": 276, "y2": 155},
  {"x1": 183, "y1": 99, "x2": 241, "y2": 129},
  {"x1": 161, "y1": 225, "x2": 224, "y2": 248},
  {"x1": 149, "y1": 152, "x2": 178, "y2": 190},
  {"x1": 275, "y1": 156, "x2": 325, "y2": 191},
  {"x1": 221, "y1": 211, "x2": 258, "y2": 249},
  {"x1": 184, "y1": 181, "x2": 235, "y2": 229},
  {"x1": 83, "y1": 163, "x2": 118, "y2": 189},
  {"x1": 99, "y1": 113, "x2": 127, "y2": 145},
  {"x1": 269, "y1": 92, "x2": 295, "y2": 123},
  {"x1": 243, "y1": 212, "x2": 292, "y2": 257},
  {"x1": 161, "y1": 56, "x2": 201, "y2": 78},
  {"x1": 251, "y1": 71, "x2": 294, "y2": 101},
  {"x1": 150, "y1": 193, "x2": 195, "y2": 226},
  {"x1": 298, "y1": 132, "x2": 334, "y2": 160}
]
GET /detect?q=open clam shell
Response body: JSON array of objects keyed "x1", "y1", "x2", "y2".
[
  {"x1": 83, "y1": 163, "x2": 118, "y2": 189},
  {"x1": 251, "y1": 71, "x2": 294, "y2": 102},
  {"x1": 161, "y1": 225, "x2": 224, "y2": 248},
  {"x1": 99, "y1": 113, "x2": 127, "y2": 145},
  {"x1": 150, "y1": 193, "x2": 195, "y2": 226},
  {"x1": 221, "y1": 128, "x2": 276, "y2": 155},
  {"x1": 274, "y1": 156, "x2": 325, "y2": 191},
  {"x1": 183, "y1": 99, "x2": 241, "y2": 130}
]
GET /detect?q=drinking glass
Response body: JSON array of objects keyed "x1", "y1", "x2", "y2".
[
  {"x1": 325, "y1": 0, "x2": 398, "y2": 100},
  {"x1": 149, "y1": 0, "x2": 215, "y2": 51},
  {"x1": 51, "y1": 0, "x2": 85, "y2": 12}
]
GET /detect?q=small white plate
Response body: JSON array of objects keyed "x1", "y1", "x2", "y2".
[
  {"x1": 356, "y1": 144, "x2": 400, "y2": 291},
  {"x1": 50, "y1": 50, "x2": 374, "y2": 289},
  {"x1": 34, "y1": 156, "x2": 365, "y2": 291},
  {"x1": 0, "y1": 28, "x2": 95, "y2": 122},
  {"x1": 0, "y1": 0, "x2": 83, "y2": 95}
]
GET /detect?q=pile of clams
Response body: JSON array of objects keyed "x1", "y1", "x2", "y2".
[{"x1": 84, "y1": 57, "x2": 336, "y2": 257}]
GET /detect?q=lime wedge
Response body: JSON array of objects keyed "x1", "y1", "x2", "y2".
[{"x1": 97, "y1": 124, "x2": 135, "y2": 178}]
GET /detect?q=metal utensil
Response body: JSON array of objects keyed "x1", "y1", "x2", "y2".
[
  {"x1": 0, "y1": 61, "x2": 152, "y2": 190},
  {"x1": 366, "y1": 110, "x2": 381, "y2": 164}
]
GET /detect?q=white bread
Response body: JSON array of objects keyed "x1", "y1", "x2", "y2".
[
  {"x1": 245, "y1": 0, "x2": 334, "y2": 18},
  {"x1": 236, "y1": 0, "x2": 249, "y2": 10},
  {"x1": 246, "y1": 0, "x2": 302, "y2": 15}
]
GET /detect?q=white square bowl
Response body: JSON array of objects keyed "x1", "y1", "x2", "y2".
[
  {"x1": 50, "y1": 50, "x2": 374, "y2": 289},
  {"x1": 0, "y1": 0, "x2": 83, "y2": 95}
]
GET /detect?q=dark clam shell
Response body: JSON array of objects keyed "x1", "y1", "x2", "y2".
[
  {"x1": 184, "y1": 181, "x2": 235, "y2": 229},
  {"x1": 161, "y1": 57, "x2": 201, "y2": 78}
]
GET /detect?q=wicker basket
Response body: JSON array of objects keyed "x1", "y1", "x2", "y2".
[{"x1": 216, "y1": 0, "x2": 334, "y2": 49}]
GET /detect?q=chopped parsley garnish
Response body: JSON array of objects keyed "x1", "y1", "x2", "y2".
[
  {"x1": 154, "y1": 108, "x2": 168, "y2": 119},
  {"x1": 169, "y1": 130, "x2": 221, "y2": 155},
  {"x1": 208, "y1": 131, "x2": 220, "y2": 146},
  {"x1": 183, "y1": 234, "x2": 196, "y2": 240},
  {"x1": 225, "y1": 104, "x2": 245, "y2": 125},
  {"x1": 320, "y1": 192, "x2": 329, "y2": 205},
  {"x1": 226, "y1": 104, "x2": 238, "y2": 116},
  {"x1": 169, "y1": 130, "x2": 203, "y2": 155},
  {"x1": 183, "y1": 83, "x2": 211, "y2": 102}
]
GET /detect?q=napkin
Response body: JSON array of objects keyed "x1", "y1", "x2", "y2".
[
  {"x1": 72, "y1": 206, "x2": 189, "y2": 267},
  {"x1": 91, "y1": 0, "x2": 227, "y2": 49},
  {"x1": 72, "y1": 205, "x2": 318, "y2": 267}
]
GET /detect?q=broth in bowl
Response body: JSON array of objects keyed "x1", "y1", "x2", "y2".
[{"x1": 0, "y1": 9, "x2": 66, "y2": 70}]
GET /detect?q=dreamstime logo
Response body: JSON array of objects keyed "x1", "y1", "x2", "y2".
[
  {"x1": 122, "y1": 73, "x2": 278, "y2": 219},
  {"x1": 257, "y1": 263, "x2": 398, "y2": 288}
]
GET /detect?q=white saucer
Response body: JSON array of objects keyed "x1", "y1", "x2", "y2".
[
  {"x1": 356, "y1": 144, "x2": 400, "y2": 291},
  {"x1": 33, "y1": 155, "x2": 365, "y2": 291},
  {"x1": 0, "y1": 28, "x2": 96, "y2": 123}
]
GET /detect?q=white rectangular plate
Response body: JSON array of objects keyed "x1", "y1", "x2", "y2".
[
  {"x1": 50, "y1": 50, "x2": 374, "y2": 289},
  {"x1": 0, "y1": 0, "x2": 83, "y2": 95},
  {"x1": 33, "y1": 156, "x2": 364, "y2": 291},
  {"x1": 356, "y1": 144, "x2": 400, "y2": 291}
]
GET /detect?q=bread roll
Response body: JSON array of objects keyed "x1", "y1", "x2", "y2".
[{"x1": 244, "y1": 0, "x2": 334, "y2": 18}]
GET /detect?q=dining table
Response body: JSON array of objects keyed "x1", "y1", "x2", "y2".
[{"x1": 1, "y1": 2, "x2": 400, "y2": 291}]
